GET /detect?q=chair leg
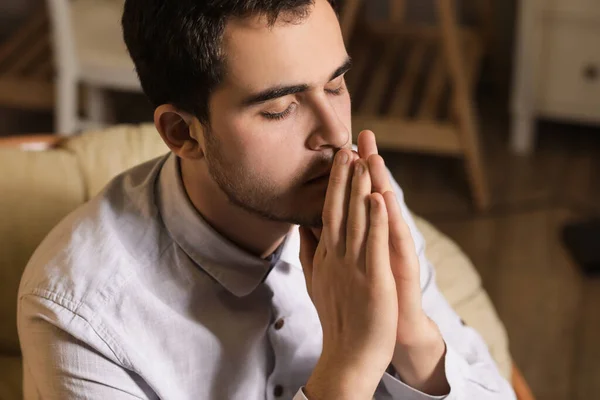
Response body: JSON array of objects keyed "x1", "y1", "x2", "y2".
[
  {"x1": 85, "y1": 85, "x2": 112, "y2": 129},
  {"x1": 55, "y1": 73, "x2": 79, "y2": 135},
  {"x1": 455, "y1": 100, "x2": 490, "y2": 211},
  {"x1": 436, "y1": 0, "x2": 490, "y2": 211}
]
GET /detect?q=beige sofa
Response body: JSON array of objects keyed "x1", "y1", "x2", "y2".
[{"x1": 0, "y1": 124, "x2": 532, "y2": 400}]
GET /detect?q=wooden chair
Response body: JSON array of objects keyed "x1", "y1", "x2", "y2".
[
  {"x1": 0, "y1": 1, "x2": 142, "y2": 135},
  {"x1": 0, "y1": 10, "x2": 54, "y2": 111},
  {"x1": 46, "y1": 0, "x2": 142, "y2": 135},
  {"x1": 340, "y1": 0, "x2": 490, "y2": 210}
]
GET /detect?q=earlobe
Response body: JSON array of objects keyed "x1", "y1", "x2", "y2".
[
  {"x1": 154, "y1": 105, "x2": 204, "y2": 159},
  {"x1": 180, "y1": 139, "x2": 203, "y2": 158}
]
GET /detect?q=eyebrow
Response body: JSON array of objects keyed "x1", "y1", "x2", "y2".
[{"x1": 241, "y1": 56, "x2": 353, "y2": 107}]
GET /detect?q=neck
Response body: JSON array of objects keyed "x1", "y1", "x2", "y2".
[{"x1": 180, "y1": 158, "x2": 292, "y2": 258}]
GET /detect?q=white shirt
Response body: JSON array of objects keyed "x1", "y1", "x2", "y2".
[{"x1": 17, "y1": 153, "x2": 516, "y2": 399}]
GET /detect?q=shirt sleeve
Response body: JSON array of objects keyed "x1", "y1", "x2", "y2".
[
  {"x1": 375, "y1": 172, "x2": 516, "y2": 399},
  {"x1": 18, "y1": 294, "x2": 155, "y2": 400}
]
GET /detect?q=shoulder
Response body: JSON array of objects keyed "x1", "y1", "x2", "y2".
[{"x1": 18, "y1": 156, "x2": 169, "y2": 316}]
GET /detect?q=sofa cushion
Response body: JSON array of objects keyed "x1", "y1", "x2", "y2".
[
  {"x1": 0, "y1": 356, "x2": 22, "y2": 400},
  {"x1": 454, "y1": 289, "x2": 512, "y2": 379},
  {"x1": 413, "y1": 216, "x2": 481, "y2": 307},
  {"x1": 0, "y1": 148, "x2": 85, "y2": 355},
  {"x1": 62, "y1": 124, "x2": 169, "y2": 199},
  {"x1": 414, "y1": 216, "x2": 512, "y2": 380}
]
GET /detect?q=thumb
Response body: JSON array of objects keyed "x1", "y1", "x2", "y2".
[{"x1": 299, "y1": 226, "x2": 318, "y2": 297}]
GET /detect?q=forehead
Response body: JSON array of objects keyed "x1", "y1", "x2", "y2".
[{"x1": 221, "y1": 0, "x2": 346, "y2": 91}]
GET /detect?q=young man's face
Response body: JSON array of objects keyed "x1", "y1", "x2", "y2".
[{"x1": 203, "y1": 0, "x2": 351, "y2": 227}]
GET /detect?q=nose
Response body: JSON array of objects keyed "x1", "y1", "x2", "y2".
[{"x1": 306, "y1": 97, "x2": 350, "y2": 151}]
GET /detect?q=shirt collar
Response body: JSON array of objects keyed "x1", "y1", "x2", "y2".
[{"x1": 156, "y1": 153, "x2": 301, "y2": 297}]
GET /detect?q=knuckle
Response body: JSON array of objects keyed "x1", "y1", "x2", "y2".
[
  {"x1": 351, "y1": 181, "x2": 363, "y2": 195},
  {"x1": 369, "y1": 220, "x2": 384, "y2": 231},
  {"x1": 370, "y1": 212, "x2": 386, "y2": 227},
  {"x1": 322, "y1": 210, "x2": 337, "y2": 226},
  {"x1": 347, "y1": 221, "x2": 363, "y2": 236},
  {"x1": 328, "y1": 173, "x2": 345, "y2": 186}
]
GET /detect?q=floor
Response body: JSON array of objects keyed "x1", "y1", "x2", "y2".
[
  {"x1": 2, "y1": 85, "x2": 600, "y2": 400},
  {"x1": 381, "y1": 96, "x2": 600, "y2": 400}
]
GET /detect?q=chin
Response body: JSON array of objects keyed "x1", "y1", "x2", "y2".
[
  {"x1": 261, "y1": 186, "x2": 325, "y2": 227},
  {"x1": 287, "y1": 202, "x2": 324, "y2": 228},
  {"x1": 296, "y1": 212, "x2": 323, "y2": 228}
]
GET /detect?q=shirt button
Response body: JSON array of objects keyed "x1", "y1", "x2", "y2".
[
  {"x1": 274, "y1": 318, "x2": 285, "y2": 330},
  {"x1": 273, "y1": 384, "x2": 284, "y2": 397}
]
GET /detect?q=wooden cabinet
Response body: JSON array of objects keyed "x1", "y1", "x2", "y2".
[
  {"x1": 510, "y1": 0, "x2": 600, "y2": 154},
  {"x1": 538, "y1": 20, "x2": 600, "y2": 124}
]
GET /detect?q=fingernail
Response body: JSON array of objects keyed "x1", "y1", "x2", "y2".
[
  {"x1": 355, "y1": 161, "x2": 364, "y2": 175},
  {"x1": 337, "y1": 151, "x2": 349, "y2": 165}
]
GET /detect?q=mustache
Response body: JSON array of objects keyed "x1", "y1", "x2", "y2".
[{"x1": 302, "y1": 149, "x2": 355, "y2": 182}]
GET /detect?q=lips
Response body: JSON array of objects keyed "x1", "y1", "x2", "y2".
[
  {"x1": 304, "y1": 161, "x2": 334, "y2": 184},
  {"x1": 305, "y1": 173, "x2": 330, "y2": 185},
  {"x1": 304, "y1": 166, "x2": 332, "y2": 184}
]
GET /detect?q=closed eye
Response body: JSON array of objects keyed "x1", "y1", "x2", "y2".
[
  {"x1": 261, "y1": 103, "x2": 296, "y2": 121},
  {"x1": 326, "y1": 85, "x2": 345, "y2": 95}
]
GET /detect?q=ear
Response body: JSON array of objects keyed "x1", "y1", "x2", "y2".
[{"x1": 154, "y1": 104, "x2": 205, "y2": 160}]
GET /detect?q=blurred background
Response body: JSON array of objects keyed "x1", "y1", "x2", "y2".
[{"x1": 0, "y1": 1, "x2": 599, "y2": 399}]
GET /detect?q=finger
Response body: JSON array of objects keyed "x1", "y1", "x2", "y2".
[
  {"x1": 310, "y1": 227, "x2": 326, "y2": 260},
  {"x1": 310, "y1": 227, "x2": 323, "y2": 241},
  {"x1": 357, "y1": 130, "x2": 378, "y2": 159},
  {"x1": 367, "y1": 154, "x2": 393, "y2": 194},
  {"x1": 365, "y1": 193, "x2": 390, "y2": 279},
  {"x1": 299, "y1": 226, "x2": 318, "y2": 296},
  {"x1": 382, "y1": 191, "x2": 419, "y2": 270},
  {"x1": 322, "y1": 149, "x2": 353, "y2": 253},
  {"x1": 345, "y1": 160, "x2": 372, "y2": 265}
]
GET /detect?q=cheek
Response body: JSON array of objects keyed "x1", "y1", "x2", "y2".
[{"x1": 224, "y1": 117, "x2": 306, "y2": 186}]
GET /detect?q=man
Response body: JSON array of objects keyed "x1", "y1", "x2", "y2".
[{"x1": 17, "y1": 0, "x2": 515, "y2": 399}]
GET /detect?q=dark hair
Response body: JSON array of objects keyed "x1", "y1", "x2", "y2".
[{"x1": 122, "y1": 0, "x2": 338, "y2": 125}]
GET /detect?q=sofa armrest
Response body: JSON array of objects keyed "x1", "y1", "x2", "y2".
[
  {"x1": 0, "y1": 134, "x2": 64, "y2": 150},
  {"x1": 0, "y1": 135, "x2": 85, "y2": 355}
]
